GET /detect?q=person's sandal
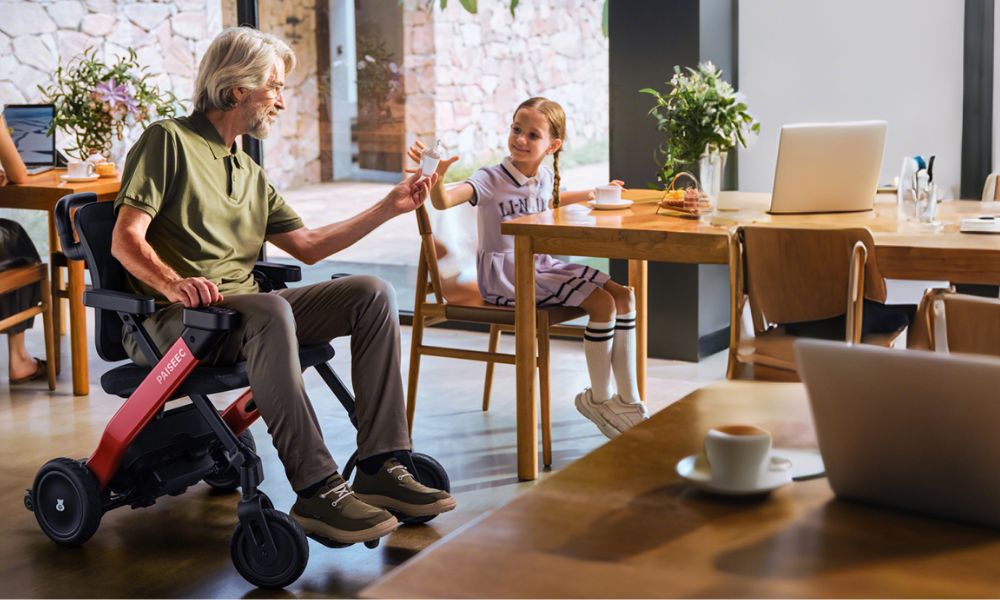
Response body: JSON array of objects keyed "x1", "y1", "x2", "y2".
[{"x1": 10, "y1": 358, "x2": 47, "y2": 385}]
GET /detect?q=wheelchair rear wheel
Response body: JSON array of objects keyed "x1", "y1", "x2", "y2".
[
  {"x1": 204, "y1": 430, "x2": 256, "y2": 492},
  {"x1": 30, "y1": 458, "x2": 103, "y2": 546},
  {"x1": 398, "y1": 452, "x2": 451, "y2": 525},
  {"x1": 230, "y1": 508, "x2": 308, "y2": 589}
]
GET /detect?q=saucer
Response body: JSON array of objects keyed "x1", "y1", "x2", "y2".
[
  {"x1": 588, "y1": 198, "x2": 633, "y2": 210},
  {"x1": 60, "y1": 174, "x2": 100, "y2": 183},
  {"x1": 676, "y1": 453, "x2": 793, "y2": 496}
]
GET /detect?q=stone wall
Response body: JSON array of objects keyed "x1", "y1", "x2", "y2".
[
  {"x1": 222, "y1": 1, "x2": 326, "y2": 190},
  {"x1": 0, "y1": 0, "x2": 223, "y2": 147},
  {"x1": 1, "y1": 1, "x2": 608, "y2": 192},
  {"x1": 405, "y1": 0, "x2": 609, "y2": 166}
]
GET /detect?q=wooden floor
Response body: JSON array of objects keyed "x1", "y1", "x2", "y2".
[{"x1": 0, "y1": 310, "x2": 725, "y2": 598}]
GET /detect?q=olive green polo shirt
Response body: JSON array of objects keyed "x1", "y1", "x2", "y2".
[{"x1": 114, "y1": 112, "x2": 303, "y2": 303}]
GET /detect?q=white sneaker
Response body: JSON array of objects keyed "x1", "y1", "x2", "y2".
[{"x1": 574, "y1": 388, "x2": 648, "y2": 439}]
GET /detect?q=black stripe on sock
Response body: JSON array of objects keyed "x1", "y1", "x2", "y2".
[
  {"x1": 615, "y1": 324, "x2": 636, "y2": 330},
  {"x1": 585, "y1": 326, "x2": 615, "y2": 334},
  {"x1": 584, "y1": 334, "x2": 615, "y2": 342},
  {"x1": 616, "y1": 317, "x2": 636, "y2": 324}
]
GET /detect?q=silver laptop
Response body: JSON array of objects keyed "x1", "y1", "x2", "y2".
[
  {"x1": 769, "y1": 121, "x2": 887, "y2": 214},
  {"x1": 795, "y1": 339, "x2": 1000, "y2": 528}
]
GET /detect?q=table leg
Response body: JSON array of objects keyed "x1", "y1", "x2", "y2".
[
  {"x1": 515, "y1": 235, "x2": 537, "y2": 481},
  {"x1": 628, "y1": 259, "x2": 647, "y2": 402},
  {"x1": 68, "y1": 258, "x2": 89, "y2": 395}
]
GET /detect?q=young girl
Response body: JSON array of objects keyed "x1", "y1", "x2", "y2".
[{"x1": 407, "y1": 97, "x2": 646, "y2": 438}]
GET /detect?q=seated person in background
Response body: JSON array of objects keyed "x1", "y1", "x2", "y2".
[
  {"x1": 112, "y1": 27, "x2": 455, "y2": 546},
  {"x1": 0, "y1": 103, "x2": 48, "y2": 384},
  {"x1": 409, "y1": 96, "x2": 646, "y2": 440}
]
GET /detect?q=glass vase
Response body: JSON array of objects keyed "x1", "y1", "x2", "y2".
[{"x1": 698, "y1": 149, "x2": 727, "y2": 213}]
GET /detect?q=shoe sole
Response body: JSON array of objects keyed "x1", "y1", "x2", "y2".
[
  {"x1": 291, "y1": 508, "x2": 399, "y2": 544},
  {"x1": 354, "y1": 493, "x2": 458, "y2": 518},
  {"x1": 574, "y1": 395, "x2": 623, "y2": 440}
]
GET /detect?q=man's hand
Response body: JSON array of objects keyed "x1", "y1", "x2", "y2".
[
  {"x1": 165, "y1": 276, "x2": 224, "y2": 308},
  {"x1": 382, "y1": 170, "x2": 438, "y2": 217}
]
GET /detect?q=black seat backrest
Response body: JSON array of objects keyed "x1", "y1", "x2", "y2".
[{"x1": 55, "y1": 192, "x2": 133, "y2": 362}]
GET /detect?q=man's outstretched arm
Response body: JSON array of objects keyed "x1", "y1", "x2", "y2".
[
  {"x1": 112, "y1": 205, "x2": 223, "y2": 308},
  {"x1": 267, "y1": 171, "x2": 436, "y2": 265}
]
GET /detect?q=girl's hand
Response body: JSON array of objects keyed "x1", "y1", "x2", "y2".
[
  {"x1": 406, "y1": 140, "x2": 460, "y2": 179},
  {"x1": 0, "y1": 169, "x2": 7, "y2": 187}
]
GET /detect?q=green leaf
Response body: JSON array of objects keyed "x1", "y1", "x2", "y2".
[
  {"x1": 440, "y1": 0, "x2": 447, "y2": 8},
  {"x1": 602, "y1": 0, "x2": 609, "y2": 38},
  {"x1": 458, "y1": 0, "x2": 476, "y2": 13},
  {"x1": 510, "y1": 0, "x2": 519, "y2": 18}
]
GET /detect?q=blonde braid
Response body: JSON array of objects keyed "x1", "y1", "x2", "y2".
[{"x1": 552, "y1": 149, "x2": 562, "y2": 208}]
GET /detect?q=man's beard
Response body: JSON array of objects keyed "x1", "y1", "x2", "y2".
[{"x1": 244, "y1": 102, "x2": 275, "y2": 140}]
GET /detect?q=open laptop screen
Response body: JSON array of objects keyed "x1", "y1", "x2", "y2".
[{"x1": 3, "y1": 104, "x2": 56, "y2": 167}]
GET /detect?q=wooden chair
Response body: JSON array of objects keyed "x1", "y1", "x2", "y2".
[
  {"x1": 907, "y1": 288, "x2": 1000, "y2": 356},
  {"x1": 0, "y1": 263, "x2": 56, "y2": 389},
  {"x1": 407, "y1": 204, "x2": 585, "y2": 467},
  {"x1": 728, "y1": 225, "x2": 904, "y2": 381}
]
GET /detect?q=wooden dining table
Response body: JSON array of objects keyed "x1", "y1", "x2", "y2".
[
  {"x1": 363, "y1": 381, "x2": 1000, "y2": 599},
  {"x1": 0, "y1": 170, "x2": 121, "y2": 395},
  {"x1": 502, "y1": 191, "x2": 1000, "y2": 481}
]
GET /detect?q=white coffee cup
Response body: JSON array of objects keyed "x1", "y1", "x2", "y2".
[
  {"x1": 67, "y1": 161, "x2": 96, "y2": 178},
  {"x1": 594, "y1": 184, "x2": 622, "y2": 205},
  {"x1": 704, "y1": 424, "x2": 772, "y2": 489}
]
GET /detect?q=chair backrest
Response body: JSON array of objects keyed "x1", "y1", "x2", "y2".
[
  {"x1": 740, "y1": 225, "x2": 887, "y2": 327},
  {"x1": 413, "y1": 203, "x2": 484, "y2": 307},
  {"x1": 55, "y1": 192, "x2": 131, "y2": 361},
  {"x1": 414, "y1": 204, "x2": 446, "y2": 304},
  {"x1": 912, "y1": 290, "x2": 1000, "y2": 356}
]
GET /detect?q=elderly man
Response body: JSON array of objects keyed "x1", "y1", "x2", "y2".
[{"x1": 112, "y1": 27, "x2": 455, "y2": 545}]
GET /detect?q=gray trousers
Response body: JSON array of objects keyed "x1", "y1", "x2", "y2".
[{"x1": 125, "y1": 275, "x2": 411, "y2": 490}]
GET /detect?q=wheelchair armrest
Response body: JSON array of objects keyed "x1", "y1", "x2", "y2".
[
  {"x1": 182, "y1": 306, "x2": 240, "y2": 331},
  {"x1": 83, "y1": 289, "x2": 156, "y2": 315},
  {"x1": 254, "y1": 261, "x2": 302, "y2": 284}
]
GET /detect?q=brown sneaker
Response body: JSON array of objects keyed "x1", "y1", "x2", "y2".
[
  {"x1": 291, "y1": 473, "x2": 399, "y2": 544},
  {"x1": 352, "y1": 458, "x2": 457, "y2": 518}
]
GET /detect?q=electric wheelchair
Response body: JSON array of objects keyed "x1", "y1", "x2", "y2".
[{"x1": 23, "y1": 192, "x2": 450, "y2": 589}]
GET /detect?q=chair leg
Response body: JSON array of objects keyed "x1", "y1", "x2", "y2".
[
  {"x1": 537, "y1": 313, "x2": 552, "y2": 468},
  {"x1": 50, "y1": 261, "x2": 62, "y2": 375},
  {"x1": 405, "y1": 312, "x2": 426, "y2": 438},
  {"x1": 482, "y1": 324, "x2": 501, "y2": 411},
  {"x1": 40, "y1": 275, "x2": 56, "y2": 391}
]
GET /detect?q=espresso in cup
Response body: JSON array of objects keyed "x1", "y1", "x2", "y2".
[
  {"x1": 704, "y1": 424, "x2": 772, "y2": 489},
  {"x1": 594, "y1": 184, "x2": 622, "y2": 205},
  {"x1": 66, "y1": 161, "x2": 96, "y2": 178}
]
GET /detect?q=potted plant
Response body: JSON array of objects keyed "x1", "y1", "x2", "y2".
[
  {"x1": 641, "y1": 62, "x2": 760, "y2": 208},
  {"x1": 39, "y1": 47, "x2": 181, "y2": 163}
]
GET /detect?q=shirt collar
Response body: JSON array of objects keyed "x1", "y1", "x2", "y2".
[
  {"x1": 501, "y1": 156, "x2": 538, "y2": 187},
  {"x1": 190, "y1": 111, "x2": 243, "y2": 168}
]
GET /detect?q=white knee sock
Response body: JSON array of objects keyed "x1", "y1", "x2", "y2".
[
  {"x1": 583, "y1": 319, "x2": 616, "y2": 403},
  {"x1": 612, "y1": 311, "x2": 641, "y2": 405}
]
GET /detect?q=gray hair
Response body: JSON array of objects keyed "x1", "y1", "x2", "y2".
[{"x1": 193, "y1": 27, "x2": 296, "y2": 112}]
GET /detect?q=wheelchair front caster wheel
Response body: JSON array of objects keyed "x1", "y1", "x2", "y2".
[
  {"x1": 397, "y1": 452, "x2": 451, "y2": 526},
  {"x1": 231, "y1": 509, "x2": 308, "y2": 589},
  {"x1": 364, "y1": 539, "x2": 379, "y2": 549},
  {"x1": 31, "y1": 458, "x2": 103, "y2": 546}
]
